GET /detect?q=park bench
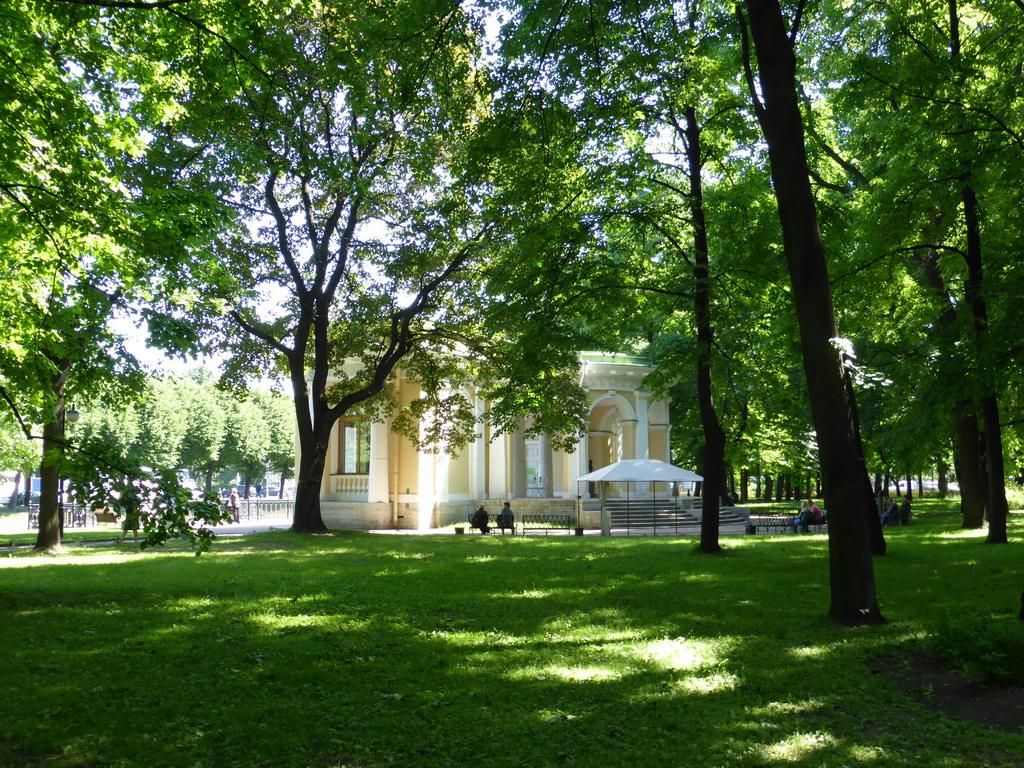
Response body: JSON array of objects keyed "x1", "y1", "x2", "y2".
[
  {"x1": 519, "y1": 513, "x2": 574, "y2": 535},
  {"x1": 93, "y1": 509, "x2": 118, "y2": 524},
  {"x1": 746, "y1": 514, "x2": 792, "y2": 535},
  {"x1": 746, "y1": 512, "x2": 828, "y2": 535},
  {"x1": 466, "y1": 512, "x2": 516, "y2": 534}
]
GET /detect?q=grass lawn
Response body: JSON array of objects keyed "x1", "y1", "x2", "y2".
[{"x1": 1, "y1": 499, "x2": 1021, "y2": 767}]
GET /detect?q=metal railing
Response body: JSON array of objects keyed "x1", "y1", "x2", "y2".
[
  {"x1": 26, "y1": 498, "x2": 295, "y2": 529},
  {"x1": 229, "y1": 498, "x2": 293, "y2": 521}
]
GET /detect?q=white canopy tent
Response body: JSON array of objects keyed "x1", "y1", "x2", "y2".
[{"x1": 577, "y1": 460, "x2": 703, "y2": 535}]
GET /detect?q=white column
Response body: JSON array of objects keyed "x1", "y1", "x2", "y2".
[
  {"x1": 489, "y1": 427, "x2": 508, "y2": 498},
  {"x1": 635, "y1": 392, "x2": 650, "y2": 460},
  {"x1": 322, "y1": 420, "x2": 337, "y2": 498},
  {"x1": 538, "y1": 433, "x2": 553, "y2": 497},
  {"x1": 512, "y1": 425, "x2": 528, "y2": 498},
  {"x1": 417, "y1": 398, "x2": 437, "y2": 529},
  {"x1": 368, "y1": 421, "x2": 390, "y2": 503},
  {"x1": 569, "y1": 431, "x2": 587, "y2": 497},
  {"x1": 470, "y1": 396, "x2": 487, "y2": 500}
]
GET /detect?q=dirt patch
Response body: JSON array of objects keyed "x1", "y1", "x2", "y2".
[{"x1": 869, "y1": 653, "x2": 1024, "y2": 733}]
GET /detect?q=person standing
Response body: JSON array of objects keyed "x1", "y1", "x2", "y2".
[{"x1": 227, "y1": 489, "x2": 241, "y2": 523}]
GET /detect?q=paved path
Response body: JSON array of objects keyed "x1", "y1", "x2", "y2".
[{"x1": 1, "y1": 516, "x2": 753, "y2": 551}]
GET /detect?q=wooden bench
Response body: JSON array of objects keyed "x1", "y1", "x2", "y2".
[
  {"x1": 93, "y1": 509, "x2": 118, "y2": 524},
  {"x1": 520, "y1": 513, "x2": 574, "y2": 535},
  {"x1": 467, "y1": 512, "x2": 516, "y2": 534}
]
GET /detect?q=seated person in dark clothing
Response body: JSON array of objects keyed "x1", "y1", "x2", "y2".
[
  {"x1": 471, "y1": 505, "x2": 490, "y2": 534},
  {"x1": 496, "y1": 501, "x2": 515, "y2": 532},
  {"x1": 899, "y1": 497, "x2": 911, "y2": 525},
  {"x1": 880, "y1": 497, "x2": 898, "y2": 526}
]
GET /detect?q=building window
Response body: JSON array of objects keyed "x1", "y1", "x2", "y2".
[{"x1": 338, "y1": 420, "x2": 370, "y2": 474}]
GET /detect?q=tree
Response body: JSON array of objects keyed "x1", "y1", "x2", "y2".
[
  {"x1": 141, "y1": 1, "x2": 592, "y2": 532},
  {"x1": 818, "y1": 0, "x2": 1024, "y2": 539},
  {"x1": 0, "y1": 1, "x2": 216, "y2": 550},
  {"x1": 739, "y1": 0, "x2": 884, "y2": 625},
  {"x1": 0, "y1": 416, "x2": 41, "y2": 508},
  {"x1": 255, "y1": 388, "x2": 296, "y2": 497},
  {"x1": 176, "y1": 370, "x2": 230, "y2": 494}
]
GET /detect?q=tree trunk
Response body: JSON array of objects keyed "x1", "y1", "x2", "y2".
[
  {"x1": 961, "y1": 184, "x2": 1009, "y2": 542},
  {"x1": 743, "y1": 0, "x2": 884, "y2": 625},
  {"x1": 982, "y1": 395, "x2": 1009, "y2": 543},
  {"x1": 292, "y1": 425, "x2": 331, "y2": 533},
  {"x1": 683, "y1": 105, "x2": 725, "y2": 555},
  {"x1": 35, "y1": 411, "x2": 63, "y2": 552},
  {"x1": 8, "y1": 471, "x2": 21, "y2": 509}
]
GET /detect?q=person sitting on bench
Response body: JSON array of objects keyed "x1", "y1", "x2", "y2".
[
  {"x1": 497, "y1": 502, "x2": 515, "y2": 533},
  {"x1": 471, "y1": 505, "x2": 490, "y2": 534}
]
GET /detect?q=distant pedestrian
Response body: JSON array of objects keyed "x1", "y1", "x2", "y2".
[{"x1": 227, "y1": 489, "x2": 240, "y2": 523}]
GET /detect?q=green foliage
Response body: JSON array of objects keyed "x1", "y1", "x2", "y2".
[
  {"x1": 925, "y1": 609, "x2": 1024, "y2": 685},
  {"x1": 64, "y1": 442, "x2": 231, "y2": 554}
]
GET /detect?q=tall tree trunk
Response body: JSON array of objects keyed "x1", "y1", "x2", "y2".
[
  {"x1": 35, "y1": 364, "x2": 72, "y2": 552},
  {"x1": 290, "y1": 358, "x2": 331, "y2": 532},
  {"x1": 35, "y1": 416, "x2": 63, "y2": 551},
  {"x1": 915, "y1": 242, "x2": 988, "y2": 526},
  {"x1": 961, "y1": 184, "x2": 1009, "y2": 542},
  {"x1": 953, "y1": 404, "x2": 987, "y2": 527},
  {"x1": 681, "y1": 105, "x2": 726, "y2": 555},
  {"x1": 982, "y1": 395, "x2": 1009, "y2": 542},
  {"x1": 743, "y1": 0, "x2": 883, "y2": 625},
  {"x1": 292, "y1": 422, "x2": 331, "y2": 533}
]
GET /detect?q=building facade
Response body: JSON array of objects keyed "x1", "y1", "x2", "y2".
[{"x1": 313, "y1": 353, "x2": 673, "y2": 530}]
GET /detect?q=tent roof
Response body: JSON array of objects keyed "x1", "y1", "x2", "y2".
[{"x1": 577, "y1": 459, "x2": 703, "y2": 484}]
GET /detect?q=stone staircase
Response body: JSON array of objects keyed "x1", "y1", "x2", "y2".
[{"x1": 587, "y1": 498, "x2": 747, "y2": 530}]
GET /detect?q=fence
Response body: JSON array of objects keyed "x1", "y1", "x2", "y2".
[
  {"x1": 26, "y1": 498, "x2": 295, "y2": 529},
  {"x1": 230, "y1": 498, "x2": 293, "y2": 521}
]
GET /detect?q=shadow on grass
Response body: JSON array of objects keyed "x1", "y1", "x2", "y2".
[{"x1": 1, "y1": 516, "x2": 1021, "y2": 768}]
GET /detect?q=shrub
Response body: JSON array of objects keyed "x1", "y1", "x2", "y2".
[{"x1": 924, "y1": 609, "x2": 1024, "y2": 685}]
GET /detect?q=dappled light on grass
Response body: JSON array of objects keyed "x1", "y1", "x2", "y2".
[
  {"x1": 642, "y1": 635, "x2": 724, "y2": 670},
  {"x1": 2, "y1": 503, "x2": 1023, "y2": 768},
  {"x1": 533, "y1": 664, "x2": 624, "y2": 682},
  {"x1": 787, "y1": 644, "x2": 831, "y2": 660},
  {"x1": 754, "y1": 731, "x2": 841, "y2": 763}
]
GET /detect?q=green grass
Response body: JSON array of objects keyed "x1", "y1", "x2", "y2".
[{"x1": 0, "y1": 500, "x2": 1021, "y2": 768}]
